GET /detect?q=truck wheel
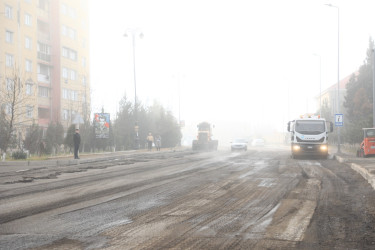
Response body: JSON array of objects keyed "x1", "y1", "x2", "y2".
[{"x1": 361, "y1": 149, "x2": 366, "y2": 158}]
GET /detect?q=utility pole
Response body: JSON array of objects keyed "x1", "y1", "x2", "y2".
[{"x1": 373, "y1": 49, "x2": 375, "y2": 127}]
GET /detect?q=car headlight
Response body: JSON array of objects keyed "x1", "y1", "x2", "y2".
[
  {"x1": 320, "y1": 145, "x2": 328, "y2": 151},
  {"x1": 292, "y1": 145, "x2": 300, "y2": 151}
]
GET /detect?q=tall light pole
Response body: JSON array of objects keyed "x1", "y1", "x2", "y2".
[
  {"x1": 326, "y1": 3, "x2": 341, "y2": 153},
  {"x1": 373, "y1": 49, "x2": 375, "y2": 127},
  {"x1": 313, "y1": 53, "x2": 322, "y2": 116},
  {"x1": 124, "y1": 29, "x2": 143, "y2": 149}
]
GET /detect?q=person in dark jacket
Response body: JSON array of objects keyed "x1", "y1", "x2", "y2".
[{"x1": 73, "y1": 128, "x2": 81, "y2": 159}]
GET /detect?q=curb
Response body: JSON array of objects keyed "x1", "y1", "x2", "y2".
[
  {"x1": 335, "y1": 155, "x2": 375, "y2": 190},
  {"x1": 0, "y1": 154, "x2": 129, "y2": 168},
  {"x1": 351, "y1": 163, "x2": 375, "y2": 190},
  {"x1": 0, "y1": 148, "x2": 183, "y2": 168}
]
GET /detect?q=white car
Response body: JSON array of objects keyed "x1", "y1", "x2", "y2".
[
  {"x1": 231, "y1": 139, "x2": 248, "y2": 151},
  {"x1": 251, "y1": 138, "x2": 265, "y2": 146}
]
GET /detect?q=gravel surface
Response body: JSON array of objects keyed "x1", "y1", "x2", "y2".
[{"x1": 0, "y1": 147, "x2": 374, "y2": 249}]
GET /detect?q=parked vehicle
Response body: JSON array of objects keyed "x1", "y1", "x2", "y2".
[{"x1": 357, "y1": 128, "x2": 375, "y2": 157}]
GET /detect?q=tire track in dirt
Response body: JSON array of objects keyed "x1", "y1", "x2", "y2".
[
  {"x1": 297, "y1": 159, "x2": 375, "y2": 249},
  {"x1": 101, "y1": 151, "x2": 304, "y2": 249}
]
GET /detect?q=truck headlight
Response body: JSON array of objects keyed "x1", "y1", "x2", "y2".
[
  {"x1": 293, "y1": 145, "x2": 300, "y2": 151},
  {"x1": 320, "y1": 145, "x2": 328, "y2": 151}
]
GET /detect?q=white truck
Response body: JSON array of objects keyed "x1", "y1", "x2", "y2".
[{"x1": 287, "y1": 115, "x2": 333, "y2": 158}]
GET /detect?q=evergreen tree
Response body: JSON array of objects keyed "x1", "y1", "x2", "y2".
[
  {"x1": 343, "y1": 38, "x2": 374, "y2": 143},
  {"x1": 113, "y1": 95, "x2": 135, "y2": 150},
  {"x1": 45, "y1": 122, "x2": 64, "y2": 154},
  {"x1": 24, "y1": 124, "x2": 44, "y2": 155},
  {"x1": 112, "y1": 95, "x2": 182, "y2": 150},
  {"x1": 64, "y1": 124, "x2": 76, "y2": 152}
]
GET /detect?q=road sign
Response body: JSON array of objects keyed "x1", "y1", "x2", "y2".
[{"x1": 335, "y1": 114, "x2": 344, "y2": 127}]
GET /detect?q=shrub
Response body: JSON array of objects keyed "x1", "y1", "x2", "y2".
[{"x1": 12, "y1": 151, "x2": 27, "y2": 160}]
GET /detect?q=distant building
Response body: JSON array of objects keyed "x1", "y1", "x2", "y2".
[
  {"x1": 0, "y1": 0, "x2": 90, "y2": 138},
  {"x1": 317, "y1": 72, "x2": 358, "y2": 116}
]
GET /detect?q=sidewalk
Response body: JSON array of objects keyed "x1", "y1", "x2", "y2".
[
  {"x1": 331, "y1": 146, "x2": 375, "y2": 190},
  {"x1": 0, "y1": 147, "x2": 184, "y2": 173},
  {"x1": 0, "y1": 150, "x2": 138, "y2": 172}
]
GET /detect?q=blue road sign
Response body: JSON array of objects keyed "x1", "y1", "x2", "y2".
[{"x1": 335, "y1": 114, "x2": 343, "y2": 127}]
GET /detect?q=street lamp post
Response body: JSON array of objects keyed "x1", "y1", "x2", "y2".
[
  {"x1": 326, "y1": 3, "x2": 341, "y2": 153},
  {"x1": 124, "y1": 29, "x2": 143, "y2": 149},
  {"x1": 373, "y1": 49, "x2": 375, "y2": 127},
  {"x1": 313, "y1": 53, "x2": 322, "y2": 117}
]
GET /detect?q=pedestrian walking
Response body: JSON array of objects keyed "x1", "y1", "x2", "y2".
[
  {"x1": 146, "y1": 132, "x2": 154, "y2": 151},
  {"x1": 155, "y1": 135, "x2": 161, "y2": 151},
  {"x1": 74, "y1": 128, "x2": 81, "y2": 159}
]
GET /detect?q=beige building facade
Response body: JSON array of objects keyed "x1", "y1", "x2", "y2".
[
  {"x1": 316, "y1": 73, "x2": 357, "y2": 117},
  {"x1": 0, "y1": 0, "x2": 90, "y2": 139}
]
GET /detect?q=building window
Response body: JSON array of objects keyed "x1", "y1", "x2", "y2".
[
  {"x1": 63, "y1": 47, "x2": 77, "y2": 61},
  {"x1": 62, "y1": 25, "x2": 67, "y2": 36},
  {"x1": 69, "y1": 50, "x2": 77, "y2": 61},
  {"x1": 62, "y1": 88, "x2": 69, "y2": 99},
  {"x1": 68, "y1": 28, "x2": 76, "y2": 40},
  {"x1": 38, "y1": 86, "x2": 49, "y2": 97},
  {"x1": 37, "y1": 42, "x2": 51, "y2": 62},
  {"x1": 62, "y1": 47, "x2": 68, "y2": 57},
  {"x1": 38, "y1": 64, "x2": 50, "y2": 82},
  {"x1": 26, "y1": 83, "x2": 33, "y2": 95},
  {"x1": 37, "y1": 20, "x2": 49, "y2": 40},
  {"x1": 26, "y1": 106, "x2": 33, "y2": 118},
  {"x1": 82, "y1": 57, "x2": 86, "y2": 67},
  {"x1": 25, "y1": 37, "x2": 32, "y2": 49},
  {"x1": 62, "y1": 68, "x2": 68, "y2": 79},
  {"x1": 70, "y1": 70, "x2": 76, "y2": 80},
  {"x1": 6, "y1": 78, "x2": 14, "y2": 91},
  {"x1": 6, "y1": 54, "x2": 14, "y2": 67},
  {"x1": 25, "y1": 60, "x2": 32, "y2": 72},
  {"x1": 82, "y1": 76, "x2": 86, "y2": 85},
  {"x1": 61, "y1": 4, "x2": 67, "y2": 15},
  {"x1": 71, "y1": 90, "x2": 78, "y2": 101},
  {"x1": 4, "y1": 103, "x2": 12, "y2": 115},
  {"x1": 6, "y1": 30, "x2": 13, "y2": 43},
  {"x1": 62, "y1": 109, "x2": 69, "y2": 120},
  {"x1": 5, "y1": 5, "x2": 12, "y2": 19},
  {"x1": 38, "y1": 108, "x2": 49, "y2": 119},
  {"x1": 38, "y1": 0, "x2": 49, "y2": 10},
  {"x1": 25, "y1": 13, "x2": 32, "y2": 26},
  {"x1": 68, "y1": 8, "x2": 77, "y2": 19}
]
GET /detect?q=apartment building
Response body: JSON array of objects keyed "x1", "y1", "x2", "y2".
[{"x1": 0, "y1": 0, "x2": 90, "y2": 137}]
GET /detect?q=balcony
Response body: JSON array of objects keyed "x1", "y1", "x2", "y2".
[
  {"x1": 37, "y1": 8, "x2": 49, "y2": 21},
  {"x1": 38, "y1": 52, "x2": 51, "y2": 62},
  {"x1": 37, "y1": 74, "x2": 50, "y2": 84}
]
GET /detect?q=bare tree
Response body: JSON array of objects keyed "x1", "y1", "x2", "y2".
[{"x1": 0, "y1": 66, "x2": 35, "y2": 153}]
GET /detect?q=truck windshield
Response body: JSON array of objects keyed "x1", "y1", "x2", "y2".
[
  {"x1": 295, "y1": 120, "x2": 325, "y2": 135},
  {"x1": 365, "y1": 129, "x2": 375, "y2": 137}
]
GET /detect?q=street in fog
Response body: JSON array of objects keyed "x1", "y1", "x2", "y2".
[{"x1": 1, "y1": 147, "x2": 374, "y2": 249}]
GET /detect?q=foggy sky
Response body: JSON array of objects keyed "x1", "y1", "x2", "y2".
[{"x1": 89, "y1": 0, "x2": 375, "y2": 139}]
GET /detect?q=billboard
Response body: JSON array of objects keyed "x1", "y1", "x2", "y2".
[{"x1": 94, "y1": 113, "x2": 110, "y2": 138}]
